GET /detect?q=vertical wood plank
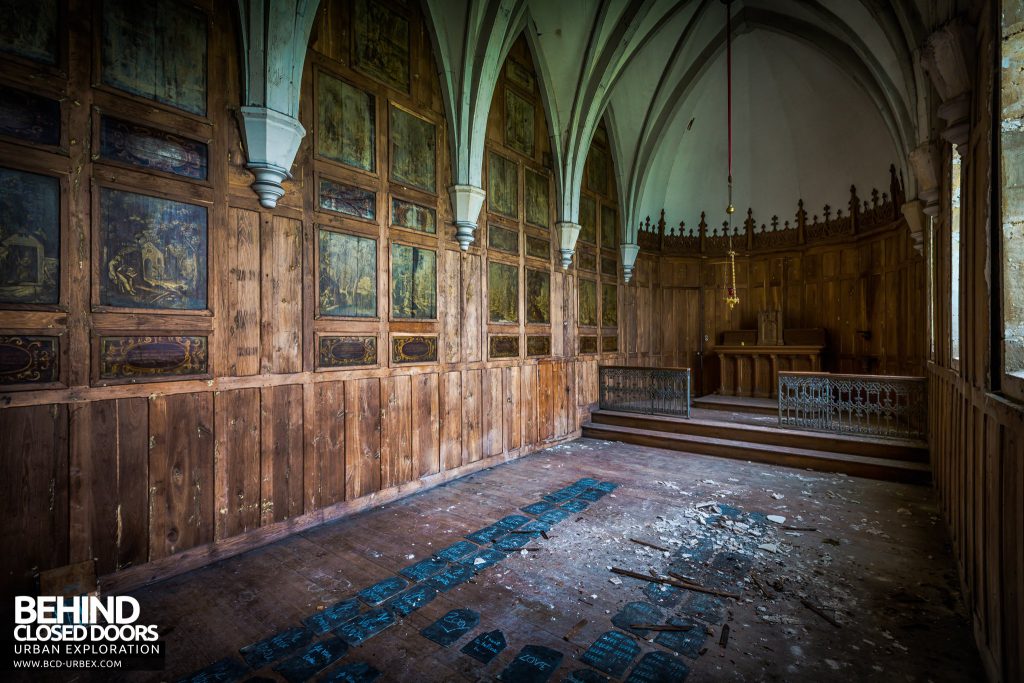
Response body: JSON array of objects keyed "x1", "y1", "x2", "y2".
[
  {"x1": 261, "y1": 215, "x2": 302, "y2": 374},
  {"x1": 442, "y1": 249, "x2": 461, "y2": 362},
  {"x1": 345, "y1": 378, "x2": 381, "y2": 500},
  {"x1": 504, "y1": 365, "x2": 521, "y2": 452},
  {"x1": 381, "y1": 375, "x2": 413, "y2": 488},
  {"x1": 463, "y1": 254, "x2": 482, "y2": 362},
  {"x1": 412, "y1": 373, "x2": 440, "y2": 478},
  {"x1": 219, "y1": 208, "x2": 261, "y2": 376},
  {"x1": 538, "y1": 362, "x2": 555, "y2": 440},
  {"x1": 214, "y1": 388, "x2": 261, "y2": 539},
  {"x1": 482, "y1": 367, "x2": 504, "y2": 457},
  {"x1": 261, "y1": 384, "x2": 304, "y2": 523},
  {"x1": 440, "y1": 371, "x2": 463, "y2": 471},
  {"x1": 310, "y1": 380, "x2": 346, "y2": 510},
  {"x1": 148, "y1": 393, "x2": 214, "y2": 561},
  {"x1": 521, "y1": 364, "x2": 539, "y2": 447},
  {"x1": 463, "y1": 369, "x2": 483, "y2": 463}
]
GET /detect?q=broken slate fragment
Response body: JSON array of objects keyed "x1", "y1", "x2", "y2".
[
  {"x1": 538, "y1": 508, "x2": 572, "y2": 525},
  {"x1": 561, "y1": 499, "x2": 589, "y2": 513},
  {"x1": 398, "y1": 556, "x2": 448, "y2": 582},
  {"x1": 358, "y1": 576, "x2": 409, "y2": 606},
  {"x1": 240, "y1": 626, "x2": 314, "y2": 670},
  {"x1": 335, "y1": 608, "x2": 396, "y2": 646},
  {"x1": 420, "y1": 609, "x2": 480, "y2": 647},
  {"x1": 461, "y1": 629, "x2": 507, "y2": 664},
  {"x1": 495, "y1": 514, "x2": 531, "y2": 530},
  {"x1": 303, "y1": 598, "x2": 362, "y2": 634},
  {"x1": 681, "y1": 592, "x2": 725, "y2": 625},
  {"x1": 498, "y1": 644, "x2": 564, "y2": 683},
  {"x1": 519, "y1": 519, "x2": 552, "y2": 534},
  {"x1": 384, "y1": 583, "x2": 437, "y2": 616},
  {"x1": 434, "y1": 540, "x2": 478, "y2": 562},
  {"x1": 462, "y1": 548, "x2": 506, "y2": 572},
  {"x1": 428, "y1": 563, "x2": 475, "y2": 592},
  {"x1": 521, "y1": 501, "x2": 556, "y2": 515},
  {"x1": 320, "y1": 661, "x2": 382, "y2": 683},
  {"x1": 643, "y1": 582, "x2": 683, "y2": 607},
  {"x1": 581, "y1": 631, "x2": 640, "y2": 677},
  {"x1": 610, "y1": 602, "x2": 665, "y2": 638},
  {"x1": 466, "y1": 524, "x2": 505, "y2": 544},
  {"x1": 273, "y1": 636, "x2": 349, "y2": 683},
  {"x1": 494, "y1": 533, "x2": 533, "y2": 552},
  {"x1": 175, "y1": 656, "x2": 249, "y2": 683},
  {"x1": 653, "y1": 616, "x2": 705, "y2": 658},
  {"x1": 625, "y1": 651, "x2": 691, "y2": 682}
]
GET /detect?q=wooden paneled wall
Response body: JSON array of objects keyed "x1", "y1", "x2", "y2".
[
  {"x1": 622, "y1": 218, "x2": 927, "y2": 394},
  {"x1": 927, "y1": 2, "x2": 1024, "y2": 681},
  {"x1": 0, "y1": 1, "x2": 622, "y2": 599}
]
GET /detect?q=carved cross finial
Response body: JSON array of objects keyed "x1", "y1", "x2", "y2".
[
  {"x1": 771, "y1": 215, "x2": 779, "y2": 230},
  {"x1": 871, "y1": 188, "x2": 879, "y2": 208},
  {"x1": 823, "y1": 204, "x2": 831, "y2": 221}
]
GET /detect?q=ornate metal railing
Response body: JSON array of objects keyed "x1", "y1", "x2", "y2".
[
  {"x1": 599, "y1": 366, "x2": 691, "y2": 418},
  {"x1": 778, "y1": 371, "x2": 926, "y2": 441}
]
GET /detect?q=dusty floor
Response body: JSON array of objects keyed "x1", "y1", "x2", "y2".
[{"x1": 113, "y1": 438, "x2": 980, "y2": 682}]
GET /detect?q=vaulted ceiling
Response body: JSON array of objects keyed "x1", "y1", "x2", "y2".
[{"x1": 422, "y1": 0, "x2": 957, "y2": 263}]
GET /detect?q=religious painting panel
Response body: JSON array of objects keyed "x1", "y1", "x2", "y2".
[
  {"x1": 0, "y1": 167, "x2": 60, "y2": 305},
  {"x1": 318, "y1": 228, "x2": 377, "y2": 318},
  {"x1": 578, "y1": 278, "x2": 597, "y2": 326},
  {"x1": 577, "y1": 249, "x2": 596, "y2": 272},
  {"x1": 525, "y1": 168, "x2": 549, "y2": 228},
  {"x1": 601, "y1": 204, "x2": 618, "y2": 248},
  {"x1": 488, "y1": 224, "x2": 518, "y2": 255},
  {"x1": 488, "y1": 260, "x2": 519, "y2": 324},
  {"x1": 101, "y1": 0, "x2": 207, "y2": 115},
  {"x1": 488, "y1": 335, "x2": 519, "y2": 359},
  {"x1": 579, "y1": 336, "x2": 598, "y2": 354},
  {"x1": 352, "y1": 0, "x2": 410, "y2": 92},
  {"x1": 602, "y1": 335, "x2": 618, "y2": 353},
  {"x1": 488, "y1": 152, "x2": 518, "y2": 219},
  {"x1": 391, "y1": 197, "x2": 436, "y2": 234},
  {"x1": 525, "y1": 236, "x2": 550, "y2": 261},
  {"x1": 504, "y1": 88, "x2": 534, "y2": 157},
  {"x1": 392, "y1": 335, "x2": 437, "y2": 364},
  {"x1": 318, "y1": 335, "x2": 377, "y2": 369},
  {"x1": 602, "y1": 282, "x2": 618, "y2": 327},
  {"x1": 0, "y1": 0, "x2": 58, "y2": 64},
  {"x1": 0, "y1": 86, "x2": 60, "y2": 146},
  {"x1": 98, "y1": 188, "x2": 206, "y2": 310},
  {"x1": 99, "y1": 116, "x2": 208, "y2": 180},
  {"x1": 579, "y1": 195, "x2": 596, "y2": 244},
  {"x1": 317, "y1": 73, "x2": 375, "y2": 172},
  {"x1": 0, "y1": 335, "x2": 58, "y2": 385},
  {"x1": 390, "y1": 106, "x2": 435, "y2": 193},
  {"x1": 526, "y1": 335, "x2": 550, "y2": 357},
  {"x1": 525, "y1": 268, "x2": 550, "y2": 325},
  {"x1": 319, "y1": 177, "x2": 376, "y2": 221},
  {"x1": 505, "y1": 60, "x2": 535, "y2": 91},
  {"x1": 391, "y1": 243, "x2": 437, "y2": 319},
  {"x1": 99, "y1": 334, "x2": 209, "y2": 380},
  {"x1": 601, "y1": 255, "x2": 617, "y2": 277},
  {"x1": 586, "y1": 147, "x2": 608, "y2": 195}
]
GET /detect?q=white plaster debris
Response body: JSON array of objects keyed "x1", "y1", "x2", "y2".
[{"x1": 767, "y1": 515, "x2": 787, "y2": 524}]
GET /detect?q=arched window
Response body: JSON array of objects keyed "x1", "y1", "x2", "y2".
[{"x1": 951, "y1": 144, "x2": 962, "y2": 365}]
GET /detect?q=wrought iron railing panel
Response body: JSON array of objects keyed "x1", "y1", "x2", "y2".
[
  {"x1": 778, "y1": 371, "x2": 926, "y2": 441},
  {"x1": 599, "y1": 366, "x2": 691, "y2": 418}
]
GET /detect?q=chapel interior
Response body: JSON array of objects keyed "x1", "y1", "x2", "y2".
[{"x1": 0, "y1": 0, "x2": 1021, "y2": 681}]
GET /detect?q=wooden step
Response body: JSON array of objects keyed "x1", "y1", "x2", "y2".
[
  {"x1": 590, "y1": 410, "x2": 929, "y2": 462},
  {"x1": 692, "y1": 394, "x2": 778, "y2": 416},
  {"x1": 580, "y1": 421, "x2": 931, "y2": 485}
]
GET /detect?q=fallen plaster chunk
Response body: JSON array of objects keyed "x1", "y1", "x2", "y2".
[{"x1": 767, "y1": 515, "x2": 787, "y2": 524}]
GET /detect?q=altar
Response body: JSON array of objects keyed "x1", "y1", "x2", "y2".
[{"x1": 714, "y1": 311, "x2": 825, "y2": 398}]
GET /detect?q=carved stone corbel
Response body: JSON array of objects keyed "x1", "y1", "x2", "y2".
[
  {"x1": 908, "y1": 141, "x2": 942, "y2": 216},
  {"x1": 557, "y1": 221, "x2": 581, "y2": 270},
  {"x1": 448, "y1": 185, "x2": 487, "y2": 251},
  {"x1": 920, "y1": 19, "x2": 976, "y2": 146}
]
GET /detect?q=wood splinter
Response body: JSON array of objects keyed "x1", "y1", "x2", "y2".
[
  {"x1": 630, "y1": 537, "x2": 670, "y2": 552},
  {"x1": 800, "y1": 598, "x2": 841, "y2": 627},
  {"x1": 630, "y1": 623, "x2": 693, "y2": 632},
  {"x1": 563, "y1": 619, "x2": 587, "y2": 641},
  {"x1": 609, "y1": 567, "x2": 741, "y2": 600}
]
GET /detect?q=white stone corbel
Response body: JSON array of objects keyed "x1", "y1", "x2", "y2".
[
  {"x1": 556, "y1": 221, "x2": 581, "y2": 270},
  {"x1": 908, "y1": 141, "x2": 942, "y2": 216},
  {"x1": 448, "y1": 185, "x2": 487, "y2": 251},
  {"x1": 239, "y1": 107, "x2": 305, "y2": 209},
  {"x1": 619, "y1": 243, "x2": 640, "y2": 283}
]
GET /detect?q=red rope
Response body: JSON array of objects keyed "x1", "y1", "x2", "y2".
[{"x1": 726, "y1": 2, "x2": 732, "y2": 180}]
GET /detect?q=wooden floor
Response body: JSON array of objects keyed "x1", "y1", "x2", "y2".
[{"x1": 72, "y1": 438, "x2": 981, "y2": 682}]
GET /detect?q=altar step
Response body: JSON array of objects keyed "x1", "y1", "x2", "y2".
[
  {"x1": 581, "y1": 409, "x2": 930, "y2": 484},
  {"x1": 691, "y1": 394, "x2": 778, "y2": 416}
]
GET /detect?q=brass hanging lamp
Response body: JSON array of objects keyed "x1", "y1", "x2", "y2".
[{"x1": 723, "y1": 0, "x2": 740, "y2": 310}]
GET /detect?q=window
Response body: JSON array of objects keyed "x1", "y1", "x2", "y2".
[
  {"x1": 1001, "y1": 2, "x2": 1024, "y2": 389},
  {"x1": 951, "y1": 144, "x2": 962, "y2": 364}
]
